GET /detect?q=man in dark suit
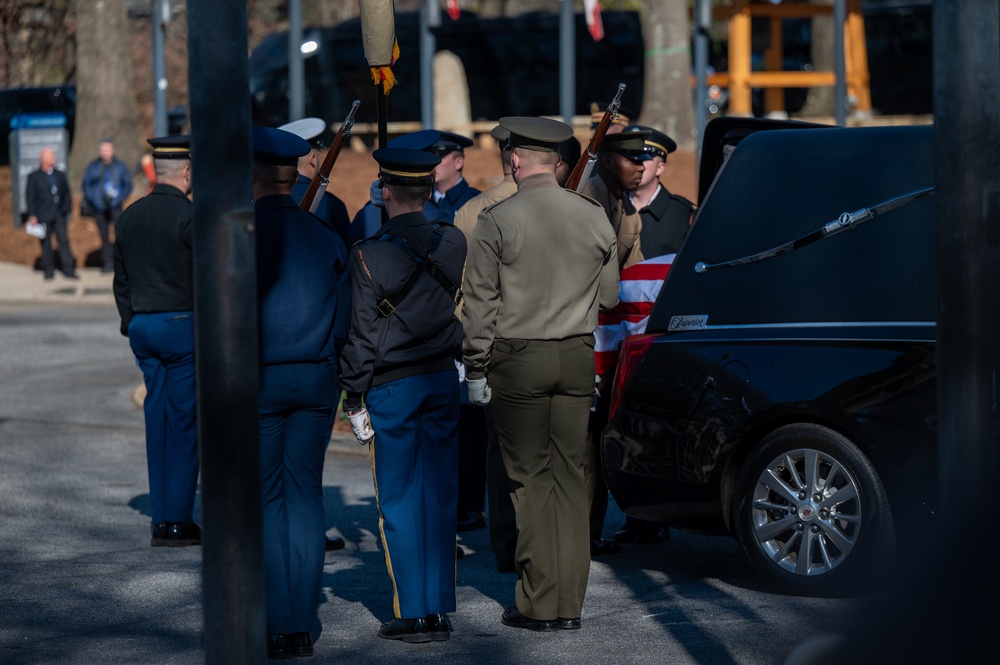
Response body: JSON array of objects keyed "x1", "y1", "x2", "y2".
[{"x1": 25, "y1": 147, "x2": 76, "y2": 280}]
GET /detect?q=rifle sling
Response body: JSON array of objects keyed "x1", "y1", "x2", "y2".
[{"x1": 375, "y1": 224, "x2": 461, "y2": 317}]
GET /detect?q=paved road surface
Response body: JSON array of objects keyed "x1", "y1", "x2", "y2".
[{"x1": 0, "y1": 269, "x2": 864, "y2": 664}]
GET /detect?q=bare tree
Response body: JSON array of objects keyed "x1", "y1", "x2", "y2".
[
  {"x1": 71, "y1": 0, "x2": 140, "y2": 180},
  {"x1": 799, "y1": 0, "x2": 835, "y2": 117},
  {"x1": 638, "y1": 0, "x2": 694, "y2": 149},
  {"x1": 0, "y1": 0, "x2": 73, "y2": 88}
]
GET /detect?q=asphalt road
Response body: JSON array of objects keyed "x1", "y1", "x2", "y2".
[{"x1": 0, "y1": 299, "x2": 867, "y2": 664}]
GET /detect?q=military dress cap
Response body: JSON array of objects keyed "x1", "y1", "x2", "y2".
[
  {"x1": 490, "y1": 123, "x2": 511, "y2": 150},
  {"x1": 498, "y1": 116, "x2": 574, "y2": 153},
  {"x1": 147, "y1": 135, "x2": 191, "y2": 159},
  {"x1": 590, "y1": 101, "x2": 636, "y2": 129},
  {"x1": 557, "y1": 136, "x2": 581, "y2": 170},
  {"x1": 373, "y1": 147, "x2": 441, "y2": 186},
  {"x1": 252, "y1": 126, "x2": 311, "y2": 166},
  {"x1": 624, "y1": 124, "x2": 677, "y2": 159},
  {"x1": 600, "y1": 130, "x2": 652, "y2": 162},
  {"x1": 278, "y1": 117, "x2": 327, "y2": 149},
  {"x1": 388, "y1": 129, "x2": 473, "y2": 156}
]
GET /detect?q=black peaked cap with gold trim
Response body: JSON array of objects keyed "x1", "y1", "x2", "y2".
[
  {"x1": 373, "y1": 148, "x2": 441, "y2": 186},
  {"x1": 624, "y1": 124, "x2": 677, "y2": 159},
  {"x1": 147, "y1": 135, "x2": 191, "y2": 160}
]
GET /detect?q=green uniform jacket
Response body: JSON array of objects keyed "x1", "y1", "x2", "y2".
[{"x1": 461, "y1": 171, "x2": 619, "y2": 374}]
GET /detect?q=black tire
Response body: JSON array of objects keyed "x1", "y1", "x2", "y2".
[{"x1": 733, "y1": 423, "x2": 895, "y2": 597}]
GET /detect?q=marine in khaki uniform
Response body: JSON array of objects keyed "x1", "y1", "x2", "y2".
[
  {"x1": 580, "y1": 131, "x2": 653, "y2": 270},
  {"x1": 462, "y1": 116, "x2": 620, "y2": 632}
]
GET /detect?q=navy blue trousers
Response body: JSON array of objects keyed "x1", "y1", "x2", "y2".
[
  {"x1": 259, "y1": 361, "x2": 338, "y2": 634},
  {"x1": 366, "y1": 369, "x2": 460, "y2": 619},
  {"x1": 128, "y1": 312, "x2": 199, "y2": 526}
]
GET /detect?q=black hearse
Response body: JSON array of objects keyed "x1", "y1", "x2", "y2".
[{"x1": 603, "y1": 119, "x2": 936, "y2": 597}]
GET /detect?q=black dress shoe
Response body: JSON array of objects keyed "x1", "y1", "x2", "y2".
[
  {"x1": 456, "y1": 511, "x2": 486, "y2": 531},
  {"x1": 44, "y1": 273, "x2": 54, "y2": 281},
  {"x1": 501, "y1": 606, "x2": 558, "y2": 632},
  {"x1": 63, "y1": 271, "x2": 79, "y2": 279},
  {"x1": 290, "y1": 632, "x2": 313, "y2": 657},
  {"x1": 558, "y1": 617, "x2": 581, "y2": 630},
  {"x1": 267, "y1": 634, "x2": 294, "y2": 659},
  {"x1": 151, "y1": 521, "x2": 201, "y2": 547},
  {"x1": 590, "y1": 538, "x2": 622, "y2": 555},
  {"x1": 325, "y1": 536, "x2": 345, "y2": 552},
  {"x1": 424, "y1": 613, "x2": 451, "y2": 641},
  {"x1": 613, "y1": 520, "x2": 670, "y2": 544},
  {"x1": 378, "y1": 617, "x2": 434, "y2": 643}
]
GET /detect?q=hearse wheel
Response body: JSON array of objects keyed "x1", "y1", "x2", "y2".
[{"x1": 733, "y1": 423, "x2": 895, "y2": 597}]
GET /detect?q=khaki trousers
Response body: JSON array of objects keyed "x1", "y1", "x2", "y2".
[{"x1": 488, "y1": 335, "x2": 594, "y2": 620}]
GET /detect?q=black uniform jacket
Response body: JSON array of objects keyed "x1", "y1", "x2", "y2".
[
  {"x1": 25, "y1": 167, "x2": 71, "y2": 222},
  {"x1": 113, "y1": 183, "x2": 194, "y2": 336},
  {"x1": 637, "y1": 184, "x2": 696, "y2": 257},
  {"x1": 339, "y1": 210, "x2": 467, "y2": 400}
]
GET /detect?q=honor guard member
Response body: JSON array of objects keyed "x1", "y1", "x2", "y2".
[
  {"x1": 252, "y1": 126, "x2": 351, "y2": 659},
  {"x1": 581, "y1": 130, "x2": 652, "y2": 270},
  {"x1": 278, "y1": 116, "x2": 353, "y2": 251},
  {"x1": 339, "y1": 147, "x2": 467, "y2": 643},
  {"x1": 462, "y1": 116, "x2": 620, "y2": 632},
  {"x1": 112, "y1": 135, "x2": 200, "y2": 547},
  {"x1": 453, "y1": 124, "x2": 517, "y2": 565},
  {"x1": 278, "y1": 116, "x2": 351, "y2": 553},
  {"x1": 625, "y1": 125, "x2": 696, "y2": 257},
  {"x1": 388, "y1": 129, "x2": 480, "y2": 223}
]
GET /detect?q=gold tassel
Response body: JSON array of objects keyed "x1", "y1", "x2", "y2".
[{"x1": 369, "y1": 41, "x2": 400, "y2": 95}]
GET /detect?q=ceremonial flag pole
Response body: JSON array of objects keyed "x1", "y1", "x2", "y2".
[{"x1": 359, "y1": 0, "x2": 399, "y2": 223}]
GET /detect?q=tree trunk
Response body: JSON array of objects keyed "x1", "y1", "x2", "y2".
[
  {"x1": 799, "y1": 0, "x2": 835, "y2": 118},
  {"x1": 638, "y1": 0, "x2": 695, "y2": 150},
  {"x1": 71, "y1": 0, "x2": 140, "y2": 181}
]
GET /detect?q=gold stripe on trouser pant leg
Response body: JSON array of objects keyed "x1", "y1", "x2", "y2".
[
  {"x1": 489, "y1": 336, "x2": 593, "y2": 621},
  {"x1": 369, "y1": 439, "x2": 402, "y2": 618}
]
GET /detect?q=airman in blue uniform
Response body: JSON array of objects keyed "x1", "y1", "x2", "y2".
[
  {"x1": 387, "y1": 129, "x2": 480, "y2": 223},
  {"x1": 252, "y1": 126, "x2": 351, "y2": 660}
]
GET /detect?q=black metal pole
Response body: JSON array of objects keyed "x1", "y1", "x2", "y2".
[
  {"x1": 934, "y1": 1, "x2": 1000, "y2": 523},
  {"x1": 187, "y1": 1, "x2": 265, "y2": 663}
]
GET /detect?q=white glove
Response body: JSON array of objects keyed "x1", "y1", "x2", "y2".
[
  {"x1": 370, "y1": 180, "x2": 385, "y2": 208},
  {"x1": 467, "y1": 377, "x2": 492, "y2": 406},
  {"x1": 348, "y1": 408, "x2": 375, "y2": 445}
]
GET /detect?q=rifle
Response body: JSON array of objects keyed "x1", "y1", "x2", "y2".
[
  {"x1": 564, "y1": 83, "x2": 626, "y2": 192},
  {"x1": 299, "y1": 99, "x2": 361, "y2": 213}
]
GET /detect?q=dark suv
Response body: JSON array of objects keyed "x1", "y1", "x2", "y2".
[
  {"x1": 0, "y1": 86, "x2": 75, "y2": 166},
  {"x1": 602, "y1": 118, "x2": 936, "y2": 597}
]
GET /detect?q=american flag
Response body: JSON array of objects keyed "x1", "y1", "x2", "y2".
[{"x1": 583, "y1": 0, "x2": 604, "y2": 42}]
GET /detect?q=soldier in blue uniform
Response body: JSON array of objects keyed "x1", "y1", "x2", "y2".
[
  {"x1": 252, "y1": 126, "x2": 351, "y2": 659},
  {"x1": 624, "y1": 124, "x2": 696, "y2": 258},
  {"x1": 387, "y1": 129, "x2": 480, "y2": 223},
  {"x1": 277, "y1": 116, "x2": 352, "y2": 251},
  {"x1": 339, "y1": 147, "x2": 467, "y2": 643},
  {"x1": 112, "y1": 135, "x2": 200, "y2": 547}
]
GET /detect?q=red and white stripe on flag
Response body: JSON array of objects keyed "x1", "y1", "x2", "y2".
[
  {"x1": 594, "y1": 254, "x2": 675, "y2": 376},
  {"x1": 583, "y1": 0, "x2": 604, "y2": 41},
  {"x1": 447, "y1": 0, "x2": 461, "y2": 21}
]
